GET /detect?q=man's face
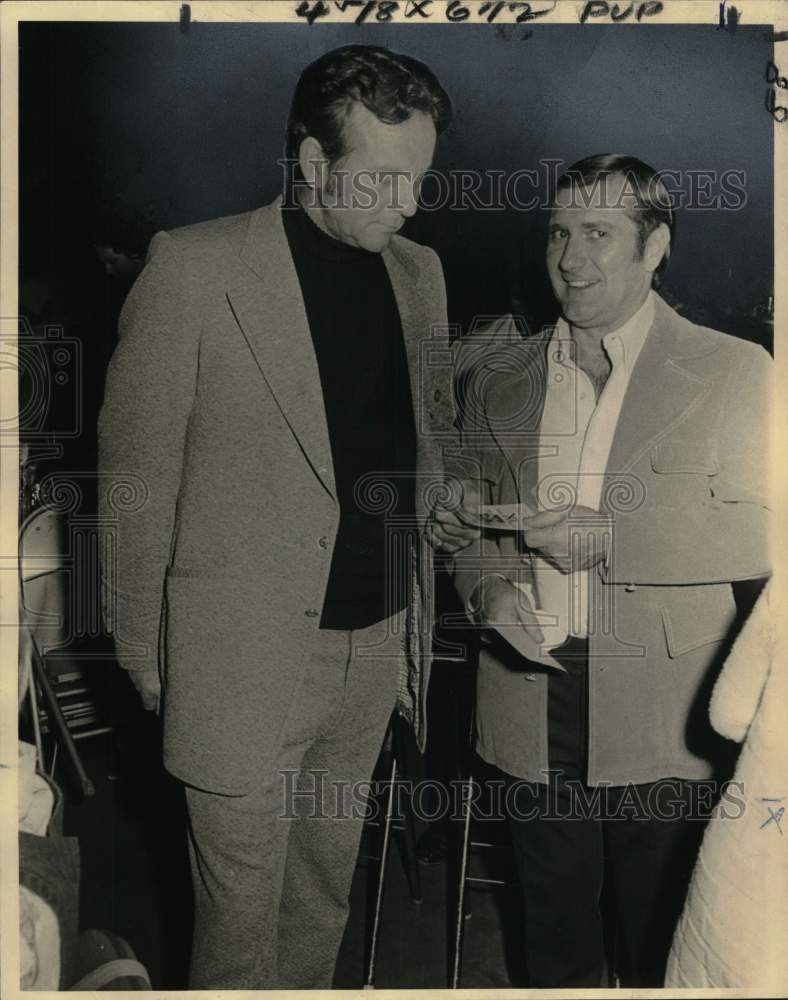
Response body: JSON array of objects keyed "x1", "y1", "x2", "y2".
[
  {"x1": 312, "y1": 103, "x2": 437, "y2": 253},
  {"x1": 546, "y1": 174, "x2": 657, "y2": 335}
]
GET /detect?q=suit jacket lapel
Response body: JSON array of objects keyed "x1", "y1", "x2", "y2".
[
  {"x1": 603, "y1": 295, "x2": 714, "y2": 498},
  {"x1": 226, "y1": 199, "x2": 336, "y2": 501},
  {"x1": 483, "y1": 335, "x2": 550, "y2": 506},
  {"x1": 383, "y1": 241, "x2": 422, "y2": 439},
  {"x1": 383, "y1": 242, "x2": 443, "y2": 524}
]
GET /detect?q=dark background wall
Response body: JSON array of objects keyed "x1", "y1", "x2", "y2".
[{"x1": 20, "y1": 21, "x2": 773, "y2": 340}]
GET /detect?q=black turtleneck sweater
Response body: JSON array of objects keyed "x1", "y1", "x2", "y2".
[{"x1": 282, "y1": 203, "x2": 417, "y2": 630}]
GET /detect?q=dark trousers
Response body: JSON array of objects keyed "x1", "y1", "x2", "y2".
[{"x1": 498, "y1": 637, "x2": 709, "y2": 988}]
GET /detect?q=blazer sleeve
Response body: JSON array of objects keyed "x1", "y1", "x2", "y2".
[
  {"x1": 97, "y1": 232, "x2": 202, "y2": 672},
  {"x1": 602, "y1": 343, "x2": 773, "y2": 586}
]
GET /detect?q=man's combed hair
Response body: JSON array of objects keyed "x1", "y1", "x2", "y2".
[
  {"x1": 285, "y1": 44, "x2": 452, "y2": 167},
  {"x1": 555, "y1": 153, "x2": 676, "y2": 284}
]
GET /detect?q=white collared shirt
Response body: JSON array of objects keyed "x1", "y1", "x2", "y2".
[{"x1": 532, "y1": 292, "x2": 655, "y2": 646}]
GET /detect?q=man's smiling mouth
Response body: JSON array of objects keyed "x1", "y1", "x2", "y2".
[{"x1": 564, "y1": 279, "x2": 599, "y2": 289}]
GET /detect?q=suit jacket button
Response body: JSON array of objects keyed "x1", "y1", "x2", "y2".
[
  {"x1": 318, "y1": 536, "x2": 329, "y2": 549},
  {"x1": 523, "y1": 672, "x2": 537, "y2": 682},
  {"x1": 305, "y1": 608, "x2": 320, "y2": 618}
]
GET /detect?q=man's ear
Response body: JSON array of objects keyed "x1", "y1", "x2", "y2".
[
  {"x1": 298, "y1": 136, "x2": 330, "y2": 194},
  {"x1": 643, "y1": 222, "x2": 671, "y2": 274}
]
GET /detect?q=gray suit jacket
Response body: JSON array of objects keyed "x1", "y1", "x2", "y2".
[
  {"x1": 98, "y1": 198, "x2": 456, "y2": 793},
  {"x1": 452, "y1": 295, "x2": 772, "y2": 785}
]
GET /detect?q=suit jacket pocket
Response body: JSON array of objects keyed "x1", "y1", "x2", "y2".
[
  {"x1": 650, "y1": 439, "x2": 718, "y2": 476},
  {"x1": 660, "y1": 585, "x2": 737, "y2": 659}
]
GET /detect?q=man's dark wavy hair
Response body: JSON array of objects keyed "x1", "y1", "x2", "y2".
[
  {"x1": 285, "y1": 44, "x2": 452, "y2": 170},
  {"x1": 555, "y1": 153, "x2": 676, "y2": 285}
]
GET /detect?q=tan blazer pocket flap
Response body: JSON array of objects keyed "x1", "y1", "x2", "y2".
[
  {"x1": 660, "y1": 589, "x2": 736, "y2": 659},
  {"x1": 650, "y1": 440, "x2": 718, "y2": 475}
]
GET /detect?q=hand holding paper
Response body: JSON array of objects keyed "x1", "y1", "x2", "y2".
[
  {"x1": 430, "y1": 477, "x2": 482, "y2": 553},
  {"x1": 457, "y1": 502, "x2": 538, "y2": 532},
  {"x1": 478, "y1": 576, "x2": 566, "y2": 672},
  {"x1": 523, "y1": 505, "x2": 611, "y2": 573}
]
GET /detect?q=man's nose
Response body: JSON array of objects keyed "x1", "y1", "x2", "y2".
[
  {"x1": 397, "y1": 175, "x2": 419, "y2": 218},
  {"x1": 559, "y1": 234, "x2": 585, "y2": 272}
]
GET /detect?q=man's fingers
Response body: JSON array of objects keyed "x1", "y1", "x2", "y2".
[
  {"x1": 434, "y1": 507, "x2": 472, "y2": 530},
  {"x1": 429, "y1": 517, "x2": 479, "y2": 555},
  {"x1": 131, "y1": 672, "x2": 161, "y2": 712},
  {"x1": 523, "y1": 526, "x2": 556, "y2": 549},
  {"x1": 137, "y1": 684, "x2": 159, "y2": 712},
  {"x1": 434, "y1": 535, "x2": 476, "y2": 554},
  {"x1": 434, "y1": 478, "x2": 482, "y2": 515},
  {"x1": 434, "y1": 518, "x2": 480, "y2": 540},
  {"x1": 522, "y1": 509, "x2": 567, "y2": 529},
  {"x1": 432, "y1": 510, "x2": 481, "y2": 551},
  {"x1": 434, "y1": 504, "x2": 480, "y2": 529},
  {"x1": 459, "y1": 481, "x2": 482, "y2": 511}
]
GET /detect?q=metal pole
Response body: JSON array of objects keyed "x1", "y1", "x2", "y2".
[{"x1": 364, "y1": 754, "x2": 397, "y2": 989}]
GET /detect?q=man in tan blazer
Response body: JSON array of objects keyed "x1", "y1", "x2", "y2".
[
  {"x1": 99, "y1": 45, "x2": 464, "y2": 989},
  {"x1": 441, "y1": 154, "x2": 772, "y2": 987}
]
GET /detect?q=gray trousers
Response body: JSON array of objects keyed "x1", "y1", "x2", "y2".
[{"x1": 184, "y1": 613, "x2": 403, "y2": 989}]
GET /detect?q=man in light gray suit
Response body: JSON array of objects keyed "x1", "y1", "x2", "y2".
[
  {"x1": 99, "y1": 45, "x2": 465, "y2": 989},
  {"x1": 439, "y1": 154, "x2": 772, "y2": 987}
]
